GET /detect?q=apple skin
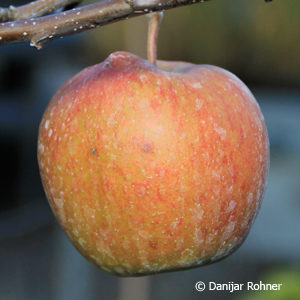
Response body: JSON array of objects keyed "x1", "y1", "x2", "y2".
[{"x1": 38, "y1": 51, "x2": 269, "y2": 276}]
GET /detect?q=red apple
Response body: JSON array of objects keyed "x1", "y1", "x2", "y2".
[{"x1": 38, "y1": 51, "x2": 269, "y2": 276}]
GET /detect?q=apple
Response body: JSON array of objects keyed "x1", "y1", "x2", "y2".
[{"x1": 38, "y1": 51, "x2": 269, "y2": 276}]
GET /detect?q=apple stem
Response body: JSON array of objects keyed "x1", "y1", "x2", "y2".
[{"x1": 147, "y1": 12, "x2": 163, "y2": 66}]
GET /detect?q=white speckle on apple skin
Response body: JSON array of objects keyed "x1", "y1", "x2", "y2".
[
  {"x1": 53, "y1": 197, "x2": 66, "y2": 225},
  {"x1": 213, "y1": 124, "x2": 227, "y2": 140},
  {"x1": 222, "y1": 221, "x2": 236, "y2": 241},
  {"x1": 179, "y1": 249, "x2": 195, "y2": 266},
  {"x1": 50, "y1": 107, "x2": 55, "y2": 117},
  {"x1": 38, "y1": 143, "x2": 44, "y2": 154},
  {"x1": 191, "y1": 82, "x2": 203, "y2": 89},
  {"x1": 194, "y1": 203, "x2": 204, "y2": 222},
  {"x1": 247, "y1": 192, "x2": 254, "y2": 204},
  {"x1": 195, "y1": 98, "x2": 203, "y2": 111},
  {"x1": 227, "y1": 200, "x2": 236, "y2": 212},
  {"x1": 139, "y1": 74, "x2": 148, "y2": 83},
  {"x1": 44, "y1": 120, "x2": 49, "y2": 129}
]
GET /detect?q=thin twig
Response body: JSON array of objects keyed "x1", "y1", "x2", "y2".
[
  {"x1": 0, "y1": 0, "x2": 82, "y2": 22},
  {"x1": 0, "y1": 0, "x2": 212, "y2": 49}
]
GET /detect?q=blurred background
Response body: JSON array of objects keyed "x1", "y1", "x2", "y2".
[{"x1": 0, "y1": 0, "x2": 299, "y2": 299}]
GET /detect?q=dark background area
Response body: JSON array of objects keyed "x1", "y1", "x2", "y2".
[{"x1": 0, "y1": 0, "x2": 299, "y2": 299}]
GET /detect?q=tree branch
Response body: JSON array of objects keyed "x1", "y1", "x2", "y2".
[
  {"x1": 0, "y1": 0, "x2": 212, "y2": 49},
  {"x1": 0, "y1": 0, "x2": 82, "y2": 22},
  {"x1": 0, "y1": 0, "x2": 273, "y2": 49}
]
